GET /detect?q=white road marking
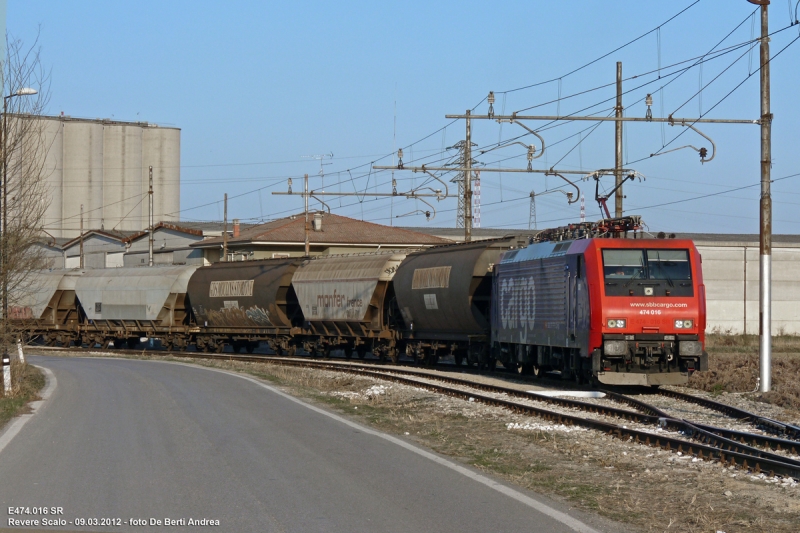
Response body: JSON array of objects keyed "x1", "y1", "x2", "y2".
[{"x1": 0, "y1": 365, "x2": 57, "y2": 456}]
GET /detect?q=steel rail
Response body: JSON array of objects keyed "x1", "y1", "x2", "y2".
[
  {"x1": 262, "y1": 359, "x2": 800, "y2": 479},
  {"x1": 601, "y1": 390, "x2": 800, "y2": 458},
  {"x1": 656, "y1": 388, "x2": 800, "y2": 441}
]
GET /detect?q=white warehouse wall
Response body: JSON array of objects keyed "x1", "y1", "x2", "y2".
[{"x1": 698, "y1": 243, "x2": 800, "y2": 336}]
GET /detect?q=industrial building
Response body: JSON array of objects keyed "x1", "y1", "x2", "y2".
[{"x1": 27, "y1": 115, "x2": 181, "y2": 238}]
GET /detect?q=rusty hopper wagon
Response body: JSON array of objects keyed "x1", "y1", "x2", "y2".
[
  {"x1": 290, "y1": 251, "x2": 407, "y2": 360},
  {"x1": 187, "y1": 258, "x2": 302, "y2": 353}
]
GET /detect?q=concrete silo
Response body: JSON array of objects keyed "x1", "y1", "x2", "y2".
[{"x1": 22, "y1": 116, "x2": 181, "y2": 238}]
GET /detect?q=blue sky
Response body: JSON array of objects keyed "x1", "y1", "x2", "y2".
[{"x1": 9, "y1": 1, "x2": 800, "y2": 234}]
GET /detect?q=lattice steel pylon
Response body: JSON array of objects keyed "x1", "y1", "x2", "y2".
[
  {"x1": 528, "y1": 190, "x2": 536, "y2": 230},
  {"x1": 448, "y1": 140, "x2": 478, "y2": 228},
  {"x1": 580, "y1": 192, "x2": 585, "y2": 222}
]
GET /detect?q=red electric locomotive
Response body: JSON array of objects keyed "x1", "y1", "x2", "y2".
[{"x1": 491, "y1": 217, "x2": 707, "y2": 386}]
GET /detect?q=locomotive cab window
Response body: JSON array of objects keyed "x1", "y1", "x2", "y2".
[
  {"x1": 646, "y1": 249, "x2": 691, "y2": 280},
  {"x1": 602, "y1": 250, "x2": 645, "y2": 280},
  {"x1": 602, "y1": 248, "x2": 693, "y2": 297}
]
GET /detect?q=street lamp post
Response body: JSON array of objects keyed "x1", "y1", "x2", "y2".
[{"x1": 1, "y1": 87, "x2": 38, "y2": 360}]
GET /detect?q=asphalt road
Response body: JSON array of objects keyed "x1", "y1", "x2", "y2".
[{"x1": 0, "y1": 355, "x2": 611, "y2": 533}]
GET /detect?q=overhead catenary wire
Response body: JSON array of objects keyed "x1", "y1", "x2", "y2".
[{"x1": 627, "y1": 32, "x2": 800, "y2": 165}]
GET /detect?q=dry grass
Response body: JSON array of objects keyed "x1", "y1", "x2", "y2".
[
  {"x1": 690, "y1": 335, "x2": 800, "y2": 417},
  {"x1": 0, "y1": 362, "x2": 45, "y2": 429}
]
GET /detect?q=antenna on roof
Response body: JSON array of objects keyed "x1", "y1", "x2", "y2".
[{"x1": 301, "y1": 153, "x2": 333, "y2": 210}]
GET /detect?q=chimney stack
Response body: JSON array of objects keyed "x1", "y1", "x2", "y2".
[
  {"x1": 313, "y1": 212, "x2": 323, "y2": 232},
  {"x1": 233, "y1": 219, "x2": 240, "y2": 238}
]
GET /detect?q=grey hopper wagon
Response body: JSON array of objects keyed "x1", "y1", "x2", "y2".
[
  {"x1": 75, "y1": 265, "x2": 198, "y2": 348},
  {"x1": 11, "y1": 269, "x2": 84, "y2": 346}
]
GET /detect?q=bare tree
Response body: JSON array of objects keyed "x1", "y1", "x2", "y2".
[{"x1": 1, "y1": 32, "x2": 51, "y2": 366}]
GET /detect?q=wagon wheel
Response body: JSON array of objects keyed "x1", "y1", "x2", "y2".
[
  {"x1": 245, "y1": 342, "x2": 257, "y2": 354},
  {"x1": 532, "y1": 363, "x2": 544, "y2": 379},
  {"x1": 356, "y1": 346, "x2": 367, "y2": 359},
  {"x1": 387, "y1": 347, "x2": 399, "y2": 365},
  {"x1": 285, "y1": 345, "x2": 297, "y2": 357},
  {"x1": 322, "y1": 346, "x2": 332, "y2": 359},
  {"x1": 101, "y1": 338, "x2": 112, "y2": 349},
  {"x1": 214, "y1": 341, "x2": 225, "y2": 353},
  {"x1": 127, "y1": 338, "x2": 139, "y2": 349},
  {"x1": 453, "y1": 353, "x2": 464, "y2": 367},
  {"x1": 343, "y1": 347, "x2": 353, "y2": 359}
]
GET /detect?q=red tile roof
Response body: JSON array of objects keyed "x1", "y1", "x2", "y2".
[{"x1": 194, "y1": 213, "x2": 452, "y2": 247}]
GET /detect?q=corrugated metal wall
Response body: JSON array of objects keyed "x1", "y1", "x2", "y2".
[{"x1": 33, "y1": 116, "x2": 180, "y2": 238}]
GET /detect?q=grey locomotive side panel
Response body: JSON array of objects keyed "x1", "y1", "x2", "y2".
[
  {"x1": 187, "y1": 259, "x2": 299, "y2": 328},
  {"x1": 493, "y1": 256, "x2": 569, "y2": 347}
]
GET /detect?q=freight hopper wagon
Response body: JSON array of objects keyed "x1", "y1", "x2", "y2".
[
  {"x1": 187, "y1": 258, "x2": 302, "y2": 354},
  {"x1": 10, "y1": 269, "x2": 83, "y2": 347},
  {"x1": 15, "y1": 266, "x2": 198, "y2": 349},
  {"x1": 392, "y1": 237, "x2": 526, "y2": 367},
  {"x1": 491, "y1": 236, "x2": 707, "y2": 386},
  {"x1": 291, "y1": 251, "x2": 407, "y2": 360}
]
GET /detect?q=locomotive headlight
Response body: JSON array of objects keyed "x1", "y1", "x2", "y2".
[
  {"x1": 683, "y1": 320, "x2": 693, "y2": 328},
  {"x1": 675, "y1": 319, "x2": 693, "y2": 329},
  {"x1": 607, "y1": 319, "x2": 626, "y2": 328}
]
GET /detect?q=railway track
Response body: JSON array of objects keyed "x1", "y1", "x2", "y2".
[{"x1": 33, "y1": 346, "x2": 800, "y2": 479}]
